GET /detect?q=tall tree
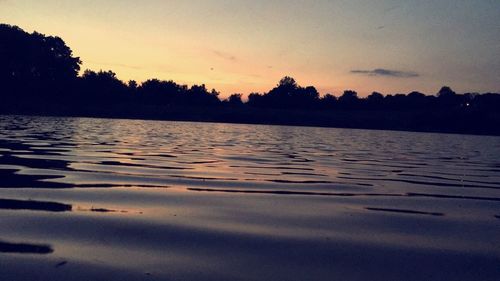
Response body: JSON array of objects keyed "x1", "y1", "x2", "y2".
[{"x1": 0, "y1": 24, "x2": 81, "y2": 100}]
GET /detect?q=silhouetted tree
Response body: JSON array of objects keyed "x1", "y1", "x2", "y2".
[
  {"x1": 77, "y1": 70, "x2": 128, "y2": 105},
  {"x1": 404, "y1": 91, "x2": 429, "y2": 109},
  {"x1": 408, "y1": 91, "x2": 425, "y2": 98},
  {"x1": 437, "y1": 86, "x2": 461, "y2": 108},
  {"x1": 185, "y1": 84, "x2": 221, "y2": 106},
  {"x1": 437, "y1": 86, "x2": 456, "y2": 98},
  {"x1": 338, "y1": 90, "x2": 360, "y2": 109},
  {"x1": 0, "y1": 24, "x2": 81, "y2": 103},
  {"x1": 128, "y1": 80, "x2": 138, "y2": 91},
  {"x1": 248, "y1": 76, "x2": 319, "y2": 108},
  {"x1": 473, "y1": 93, "x2": 500, "y2": 111},
  {"x1": 265, "y1": 76, "x2": 299, "y2": 107},
  {"x1": 368, "y1": 91, "x2": 384, "y2": 101},
  {"x1": 247, "y1": 92, "x2": 264, "y2": 107},
  {"x1": 137, "y1": 79, "x2": 185, "y2": 105},
  {"x1": 295, "y1": 86, "x2": 320, "y2": 107},
  {"x1": 366, "y1": 91, "x2": 384, "y2": 109},
  {"x1": 224, "y1": 93, "x2": 244, "y2": 106},
  {"x1": 278, "y1": 76, "x2": 298, "y2": 89},
  {"x1": 1, "y1": 24, "x2": 499, "y2": 135},
  {"x1": 319, "y1": 94, "x2": 338, "y2": 110}
]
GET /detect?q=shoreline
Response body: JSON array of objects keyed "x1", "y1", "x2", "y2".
[{"x1": 1, "y1": 107, "x2": 499, "y2": 137}]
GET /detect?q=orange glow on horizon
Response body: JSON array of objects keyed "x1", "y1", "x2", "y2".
[{"x1": 2, "y1": 0, "x2": 498, "y2": 98}]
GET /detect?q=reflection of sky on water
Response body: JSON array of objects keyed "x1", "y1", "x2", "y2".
[{"x1": 0, "y1": 116, "x2": 499, "y2": 281}]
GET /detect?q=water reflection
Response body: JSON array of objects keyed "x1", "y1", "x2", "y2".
[
  {"x1": 0, "y1": 240, "x2": 53, "y2": 254},
  {"x1": 0, "y1": 116, "x2": 499, "y2": 281},
  {"x1": 366, "y1": 207, "x2": 444, "y2": 217},
  {"x1": 0, "y1": 198, "x2": 71, "y2": 212}
]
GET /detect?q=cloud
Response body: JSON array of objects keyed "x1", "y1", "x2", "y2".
[
  {"x1": 86, "y1": 61, "x2": 143, "y2": 70},
  {"x1": 350, "y1": 68, "x2": 419, "y2": 78},
  {"x1": 212, "y1": 50, "x2": 237, "y2": 62}
]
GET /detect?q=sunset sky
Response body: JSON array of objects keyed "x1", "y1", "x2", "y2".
[{"x1": 2, "y1": 0, "x2": 499, "y2": 97}]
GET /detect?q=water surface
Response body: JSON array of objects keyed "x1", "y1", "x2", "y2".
[{"x1": 0, "y1": 116, "x2": 499, "y2": 281}]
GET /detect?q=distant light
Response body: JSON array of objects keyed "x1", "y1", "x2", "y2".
[{"x1": 466, "y1": 103, "x2": 470, "y2": 107}]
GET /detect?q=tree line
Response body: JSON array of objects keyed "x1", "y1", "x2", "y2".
[{"x1": 1, "y1": 23, "x2": 499, "y2": 134}]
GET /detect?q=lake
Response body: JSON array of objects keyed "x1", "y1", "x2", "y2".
[{"x1": 0, "y1": 115, "x2": 499, "y2": 281}]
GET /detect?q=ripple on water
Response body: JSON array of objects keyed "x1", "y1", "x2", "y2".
[{"x1": 0, "y1": 116, "x2": 500, "y2": 281}]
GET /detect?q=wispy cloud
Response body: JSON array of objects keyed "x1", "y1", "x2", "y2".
[
  {"x1": 350, "y1": 68, "x2": 419, "y2": 78},
  {"x1": 212, "y1": 50, "x2": 237, "y2": 62},
  {"x1": 86, "y1": 61, "x2": 143, "y2": 70}
]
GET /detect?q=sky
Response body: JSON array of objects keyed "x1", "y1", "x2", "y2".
[{"x1": 1, "y1": 0, "x2": 499, "y2": 98}]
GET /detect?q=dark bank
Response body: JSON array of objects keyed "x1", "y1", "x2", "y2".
[{"x1": 1, "y1": 24, "x2": 499, "y2": 136}]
